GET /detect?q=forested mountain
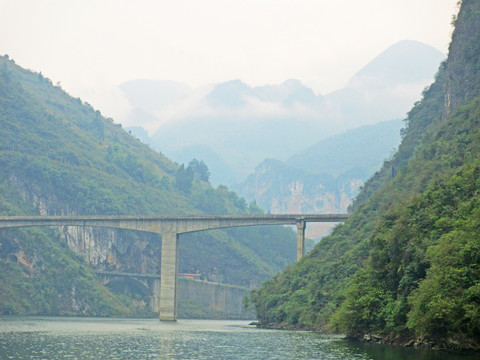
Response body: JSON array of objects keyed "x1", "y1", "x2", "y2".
[
  {"x1": 250, "y1": 0, "x2": 480, "y2": 350},
  {"x1": 0, "y1": 55, "x2": 296, "y2": 316}
]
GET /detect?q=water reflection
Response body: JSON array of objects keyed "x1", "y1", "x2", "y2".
[{"x1": 0, "y1": 316, "x2": 479, "y2": 360}]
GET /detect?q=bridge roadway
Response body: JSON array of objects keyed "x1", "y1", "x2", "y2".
[{"x1": 0, "y1": 213, "x2": 348, "y2": 321}]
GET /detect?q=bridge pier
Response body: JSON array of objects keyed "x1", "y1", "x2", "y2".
[
  {"x1": 159, "y1": 232, "x2": 179, "y2": 321},
  {"x1": 151, "y1": 278, "x2": 161, "y2": 313},
  {"x1": 296, "y1": 221, "x2": 306, "y2": 261}
]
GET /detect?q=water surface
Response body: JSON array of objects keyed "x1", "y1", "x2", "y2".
[{"x1": 0, "y1": 316, "x2": 479, "y2": 359}]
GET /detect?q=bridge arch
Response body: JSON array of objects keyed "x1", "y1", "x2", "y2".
[{"x1": 0, "y1": 214, "x2": 348, "y2": 321}]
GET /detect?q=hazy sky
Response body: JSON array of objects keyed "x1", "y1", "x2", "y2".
[{"x1": 0, "y1": 0, "x2": 458, "y2": 118}]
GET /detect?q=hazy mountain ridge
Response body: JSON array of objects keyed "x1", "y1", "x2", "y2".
[
  {"x1": 286, "y1": 119, "x2": 403, "y2": 176},
  {"x1": 120, "y1": 40, "x2": 444, "y2": 185}
]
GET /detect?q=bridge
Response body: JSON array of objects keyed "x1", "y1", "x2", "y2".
[{"x1": 0, "y1": 213, "x2": 348, "y2": 321}]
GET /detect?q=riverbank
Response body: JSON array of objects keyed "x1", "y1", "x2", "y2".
[
  {"x1": 356, "y1": 332, "x2": 480, "y2": 354},
  {"x1": 254, "y1": 321, "x2": 480, "y2": 354}
]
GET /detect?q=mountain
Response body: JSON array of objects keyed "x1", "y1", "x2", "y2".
[
  {"x1": 150, "y1": 78, "x2": 323, "y2": 184},
  {"x1": 118, "y1": 40, "x2": 444, "y2": 185},
  {"x1": 236, "y1": 120, "x2": 402, "y2": 239},
  {"x1": 0, "y1": 55, "x2": 297, "y2": 316},
  {"x1": 349, "y1": 40, "x2": 445, "y2": 86},
  {"x1": 249, "y1": 0, "x2": 480, "y2": 350},
  {"x1": 323, "y1": 40, "x2": 445, "y2": 127},
  {"x1": 286, "y1": 119, "x2": 403, "y2": 176},
  {"x1": 252, "y1": 79, "x2": 319, "y2": 106}
]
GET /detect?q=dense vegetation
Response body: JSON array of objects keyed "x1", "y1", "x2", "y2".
[
  {"x1": 0, "y1": 54, "x2": 296, "y2": 315},
  {"x1": 250, "y1": 0, "x2": 480, "y2": 350}
]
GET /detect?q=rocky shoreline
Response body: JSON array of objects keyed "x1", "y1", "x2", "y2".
[
  {"x1": 358, "y1": 333, "x2": 480, "y2": 354},
  {"x1": 252, "y1": 322, "x2": 480, "y2": 354}
]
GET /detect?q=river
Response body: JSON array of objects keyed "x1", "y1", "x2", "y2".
[{"x1": 0, "y1": 316, "x2": 479, "y2": 359}]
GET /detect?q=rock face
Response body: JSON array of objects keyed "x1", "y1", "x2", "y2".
[
  {"x1": 12, "y1": 175, "x2": 162, "y2": 274},
  {"x1": 239, "y1": 159, "x2": 363, "y2": 239},
  {"x1": 267, "y1": 178, "x2": 363, "y2": 215},
  {"x1": 61, "y1": 226, "x2": 161, "y2": 273}
]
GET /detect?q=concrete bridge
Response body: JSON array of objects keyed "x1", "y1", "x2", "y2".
[{"x1": 0, "y1": 214, "x2": 348, "y2": 321}]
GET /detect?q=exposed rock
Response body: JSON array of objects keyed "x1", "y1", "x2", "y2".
[
  {"x1": 362, "y1": 334, "x2": 384, "y2": 343},
  {"x1": 404, "y1": 339, "x2": 415, "y2": 347},
  {"x1": 238, "y1": 159, "x2": 361, "y2": 239},
  {"x1": 9, "y1": 177, "x2": 162, "y2": 275},
  {"x1": 413, "y1": 338, "x2": 436, "y2": 348}
]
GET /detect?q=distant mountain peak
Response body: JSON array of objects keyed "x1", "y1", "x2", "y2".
[
  {"x1": 347, "y1": 39, "x2": 446, "y2": 88},
  {"x1": 252, "y1": 79, "x2": 319, "y2": 105},
  {"x1": 206, "y1": 79, "x2": 253, "y2": 107},
  {"x1": 281, "y1": 79, "x2": 304, "y2": 89}
]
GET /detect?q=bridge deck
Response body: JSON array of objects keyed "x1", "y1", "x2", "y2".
[
  {"x1": 0, "y1": 213, "x2": 348, "y2": 222},
  {"x1": 0, "y1": 214, "x2": 349, "y2": 234}
]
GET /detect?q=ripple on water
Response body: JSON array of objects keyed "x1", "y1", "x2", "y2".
[{"x1": 1, "y1": 317, "x2": 480, "y2": 360}]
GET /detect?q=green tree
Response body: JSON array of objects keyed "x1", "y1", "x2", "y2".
[
  {"x1": 175, "y1": 164, "x2": 194, "y2": 192},
  {"x1": 188, "y1": 159, "x2": 210, "y2": 182}
]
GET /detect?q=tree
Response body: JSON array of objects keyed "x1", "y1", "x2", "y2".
[
  {"x1": 175, "y1": 164, "x2": 194, "y2": 192},
  {"x1": 188, "y1": 159, "x2": 210, "y2": 182}
]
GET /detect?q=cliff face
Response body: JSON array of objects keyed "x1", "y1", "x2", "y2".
[
  {"x1": 445, "y1": 0, "x2": 480, "y2": 113},
  {"x1": 10, "y1": 174, "x2": 161, "y2": 274},
  {"x1": 240, "y1": 159, "x2": 362, "y2": 238},
  {"x1": 265, "y1": 178, "x2": 363, "y2": 215}
]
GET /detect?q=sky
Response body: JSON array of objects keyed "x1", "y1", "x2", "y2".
[{"x1": 0, "y1": 0, "x2": 459, "y2": 120}]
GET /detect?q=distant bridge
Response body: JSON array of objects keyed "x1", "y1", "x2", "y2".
[{"x1": 0, "y1": 214, "x2": 348, "y2": 321}]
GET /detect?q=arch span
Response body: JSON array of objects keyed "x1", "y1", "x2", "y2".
[{"x1": 0, "y1": 214, "x2": 348, "y2": 320}]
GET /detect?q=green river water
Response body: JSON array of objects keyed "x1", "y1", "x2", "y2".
[{"x1": 0, "y1": 316, "x2": 479, "y2": 359}]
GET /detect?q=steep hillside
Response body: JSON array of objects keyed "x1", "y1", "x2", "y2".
[
  {"x1": 0, "y1": 55, "x2": 296, "y2": 315},
  {"x1": 250, "y1": 0, "x2": 480, "y2": 350}
]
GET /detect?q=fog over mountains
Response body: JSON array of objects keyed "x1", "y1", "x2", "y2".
[{"x1": 121, "y1": 40, "x2": 445, "y2": 185}]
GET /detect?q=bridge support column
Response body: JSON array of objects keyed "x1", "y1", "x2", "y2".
[
  {"x1": 159, "y1": 232, "x2": 179, "y2": 321},
  {"x1": 151, "y1": 278, "x2": 161, "y2": 313},
  {"x1": 296, "y1": 221, "x2": 306, "y2": 261}
]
